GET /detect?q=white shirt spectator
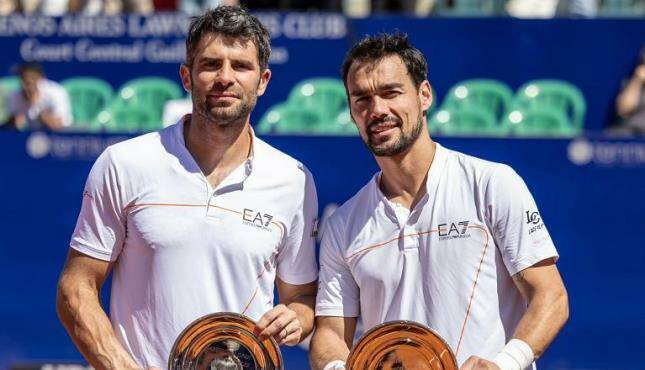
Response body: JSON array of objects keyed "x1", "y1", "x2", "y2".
[{"x1": 9, "y1": 78, "x2": 73, "y2": 130}]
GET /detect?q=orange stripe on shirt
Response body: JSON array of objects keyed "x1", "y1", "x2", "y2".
[{"x1": 455, "y1": 224, "x2": 491, "y2": 356}]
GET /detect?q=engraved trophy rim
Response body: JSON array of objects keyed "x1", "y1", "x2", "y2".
[
  {"x1": 346, "y1": 320, "x2": 458, "y2": 370},
  {"x1": 168, "y1": 311, "x2": 283, "y2": 370}
]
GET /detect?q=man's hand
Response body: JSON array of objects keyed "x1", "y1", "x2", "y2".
[
  {"x1": 255, "y1": 304, "x2": 302, "y2": 346},
  {"x1": 38, "y1": 108, "x2": 64, "y2": 130},
  {"x1": 460, "y1": 356, "x2": 500, "y2": 370}
]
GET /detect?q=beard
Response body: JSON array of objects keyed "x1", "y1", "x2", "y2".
[
  {"x1": 191, "y1": 78, "x2": 258, "y2": 128},
  {"x1": 365, "y1": 111, "x2": 424, "y2": 157}
]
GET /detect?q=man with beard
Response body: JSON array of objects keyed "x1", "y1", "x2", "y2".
[
  {"x1": 310, "y1": 33, "x2": 569, "y2": 370},
  {"x1": 56, "y1": 7, "x2": 318, "y2": 369}
]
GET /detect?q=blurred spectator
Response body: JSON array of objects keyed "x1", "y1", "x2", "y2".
[
  {"x1": 20, "y1": 0, "x2": 69, "y2": 15},
  {"x1": 69, "y1": 0, "x2": 125, "y2": 14},
  {"x1": 555, "y1": 0, "x2": 598, "y2": 17},
  {"x1": 343, "y1": 0, "x2": 435, "y2": 16},
  {"x1": 126, "y1": 0, "x2": 154, "y2": 13},
  {"x1": 0, "y1": 0, "x2": 154, "y2": 13},
  {"x1": 611, "y1": 52, "x2": 645, "y2": 136},
  {"x1": 0, "y1": 0, "x2": 19, "y2": 15},
  {"x1": 180, "y1": 0, "x2": 237, "y2": 14},
  {"x1": 506, "y1": 0, "x2": 558, "y2": 18},
  {"x1": 6, "y1": 63, "x2": 72, "y2": 131}
]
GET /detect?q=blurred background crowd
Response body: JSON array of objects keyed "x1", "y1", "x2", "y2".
[{"x1": 0, "y1": 0, "x2": 642, "y2": 20}]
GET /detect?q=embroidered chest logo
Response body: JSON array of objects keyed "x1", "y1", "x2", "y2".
[
  {"x1": 438, "y1": 220, "x2": 471, "y2": 241},
  {"x1": 243, "y1": 208, "x2": 274, "y2": 232}
]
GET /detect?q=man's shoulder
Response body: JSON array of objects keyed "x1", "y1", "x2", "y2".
[
  {"x1": 325, "y1": 178, "x2": 376, "y2": 232},
  {"x1": 253, "y1": 137, "x2": 311, "y2": 180},
  {"x1": 442, "y1": 145, "x2": 513, "y2": 184},
  {"x1": 40, "y1": 79, "x2": 67, "y2": 95},
  {"x1": 441, "y1": 145, "x2": 524, "y2": 200},
  {"x1": 102, "y1": 128, "x2": 168, "y2": 168}
]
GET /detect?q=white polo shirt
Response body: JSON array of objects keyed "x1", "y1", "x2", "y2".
[
  {"x1": 70, "y1": 117, "x2": 318, "y2": 368},
  {"x1": 316, "y1": 143, "x2": 558, "y2": 367}
]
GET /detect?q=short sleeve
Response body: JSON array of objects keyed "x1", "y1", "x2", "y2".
[
  {"x1": 69, "y1": 147, "x2": 126, "y2": 261},
  {"x1": 486, "y1": 164, "x2": 559, "y2": 276},
  {"x1": 315, "y1": 219, "x2": 360, "y2": 318},
  {"x1": 276, "y1": 165, "x2": 319, "y2": 285}
]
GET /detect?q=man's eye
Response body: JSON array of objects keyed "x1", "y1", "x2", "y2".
[
  {"x1": 383, "y1": 91, "x2": 401, "y2": 98},
  {"x1": 354, "y1": 97, "x2": 367, "y2": 103}
]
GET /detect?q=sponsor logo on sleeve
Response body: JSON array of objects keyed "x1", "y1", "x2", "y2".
[{"x1": 525, "y1": 210, "x2": 545, "y2": 235}]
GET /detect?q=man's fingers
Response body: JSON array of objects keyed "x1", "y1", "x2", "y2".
[
  {"x1": 277, "y1": 320, "x2": 301, "y2": 344},
  {"x1": 256, "y1": 305, "x2": 285, "y2": 332},
  {"x1": 260, "y1": 311, "x2": 295, "y2": 339},
  {"x1": 255, "y1": 305, "x2": 298, "y2": 339},
  {"x1": 460, "y1": 356, "x2": 477, "y2": 370},
  {"x1": 280, "y1": 327, "x2": 302, "y2": 346}
]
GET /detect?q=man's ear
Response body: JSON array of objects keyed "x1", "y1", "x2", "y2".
[
  {"x1": 256, "y1": 68, "x2": 272, "y2": 97},
  {"x1": 419, "y1": 80, "x2": 433, "y2": 113},
  {"x1": 179, "y1": 63, "x2": 192, "y2": 94}
]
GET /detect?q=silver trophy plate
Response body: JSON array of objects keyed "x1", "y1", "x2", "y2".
[
  {"x1": 168, "y1": 312, "x2": 283, "y2": 370},
  {"x1": 347, "y1": 320, "x2": 458, "y2": 370}
]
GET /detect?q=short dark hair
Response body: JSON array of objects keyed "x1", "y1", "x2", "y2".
[
  {"x1": 341, "y1": 33, "x2": 428, "y2": 88},
  {"x1": 185, "y1": 6, "x2": 271, "y2": 70},
  {"x1": 18, "y1": 62, "x2": 44, "y2": 77}
]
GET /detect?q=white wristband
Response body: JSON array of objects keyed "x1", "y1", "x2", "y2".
[
  {"x1": 323, "y1": 360, "x2": 346, "y2": 370},
  {"x1": 492, "y1": 339, "x2": 534, "y2": 370}
]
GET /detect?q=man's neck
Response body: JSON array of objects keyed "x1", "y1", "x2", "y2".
[
  {"x1": 376, "y1": 134, "x2": 436, "y2": 210},
  {"x1": 184, "y1": 113, "x2": 252, "y2": 183}
]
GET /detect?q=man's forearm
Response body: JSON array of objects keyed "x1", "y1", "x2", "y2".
[
  {"x1": 56, "y1": 282, "x2": 140, "y2": 370},
  {"x1": 310, "y1": 326, "x2": 351, "y2": 370},
  {"x1": 39, "y1": 113, "x2": 64, "y2": 130},
  {"x1": 287, "y1": 294, "x2": 316, "y2": 339},
  {"x1": 512, "y1": 288, "x2": 569, "y2": 358}
]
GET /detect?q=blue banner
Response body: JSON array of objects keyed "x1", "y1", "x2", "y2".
[
  {"x1": 1, "y1": 14, "x2": 644, "y2": 132},
  {"x1": 1, "y1": 131, "x2": 645, "y2": 369}
]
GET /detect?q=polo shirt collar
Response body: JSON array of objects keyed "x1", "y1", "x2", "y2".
[
  {"x1": 370, "y1": 141, "x2": 449, "y2": 211},
  {"x1": 173, "y1": 114, "x2": 256, "y2": 189}
]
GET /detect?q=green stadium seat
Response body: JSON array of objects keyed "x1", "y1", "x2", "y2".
[
  {"x1": 62, "y1": 77, "x2": 114, "y2": 131},
  {"x1": 0, "y1": 77, "x2": 21, "y2": 126},
  {"x1": 331, "y1": 107, "x2": 359, "y2": 136},
  {"x1": 429, "y1": 106, "x2": 500, "y2": 136},
  {"x1": 599, "y1": 0, "x2": 645, "y2": 16},
  {"x1": 503, "y1": 106, "x2": 577, "y2": 138},
  {"x1": 287, "y1": 78, "x2": 347, "y2": 123},
  {"x1": 257, "y1": 103, "x2": 325, "y2": 135},
  {"x1": 513, "y1": 79, "x2": 586, "y2": 130},
  {"x1": 94, "y1": 104, "x2": 159, "y2": 133},
  {"x1": 115, "y1": 77, "x2": 184, "y2": 123},
  {"x1": 0, "y1": 76, "x2": 21, "y2": 93},
  {"x1": 442, "y1": 79, "x2": 513, "y2": 122}
]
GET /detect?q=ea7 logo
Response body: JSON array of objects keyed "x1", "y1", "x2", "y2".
[
  {"x1": 525, "y1": 211, "x2": 541, "y2": 225},
  {"x1": 243, "y1": 208, "x2": 274, "y2": 228},
  {"x1": 438, "y1": 221, "x2": 469, "y2": 237}
]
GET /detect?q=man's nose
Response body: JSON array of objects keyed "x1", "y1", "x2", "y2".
[
  {"x1": 368, "y1": 96, "x2": 389, "y2": 121},
  {"x1": 215, "y1": 64, "x2": 235, "y2": 86}
]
